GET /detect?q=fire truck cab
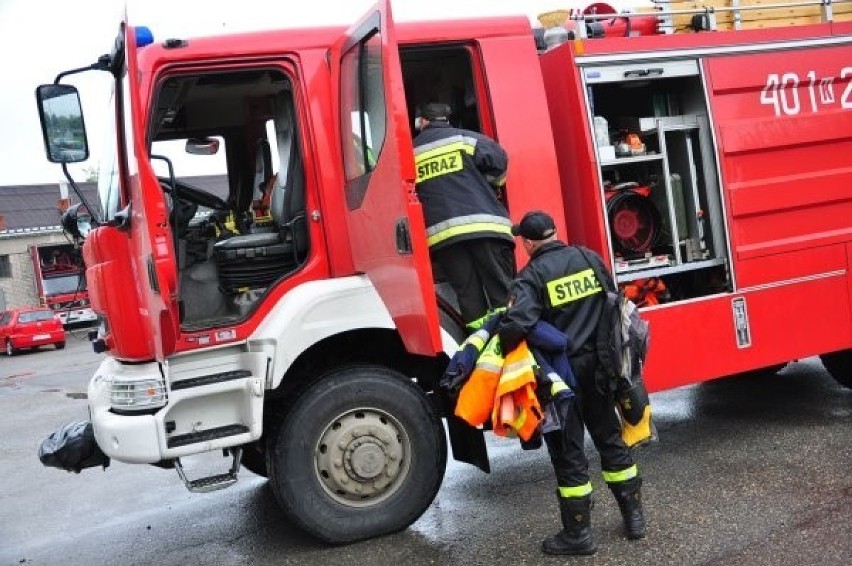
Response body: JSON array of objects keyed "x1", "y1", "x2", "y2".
[{"x1": 34, "y1": 0, "x2": 852, "y2": 545}]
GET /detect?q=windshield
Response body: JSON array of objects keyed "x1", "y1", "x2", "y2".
[
  {"x1": 42, "y1": 274, "x2": 85, "y2": 295},
  {"x1": 18, "y1": 310, "x2": 56, "y2": 323},
  {"x1": 97, "y1": 90, "x2": 121, "y2": 220}
]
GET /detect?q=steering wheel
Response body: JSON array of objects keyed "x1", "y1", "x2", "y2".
[{"x1": 158, "y1": 177, "x2": 230, "y2": 211}]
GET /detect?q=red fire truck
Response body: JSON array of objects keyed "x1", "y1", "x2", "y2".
[
  {"x1": 29, "y1": 243, "x2": 97, "y2": 328},
  {"x1": 35, "y1": 0, "x2": 852, "y2": 543}
]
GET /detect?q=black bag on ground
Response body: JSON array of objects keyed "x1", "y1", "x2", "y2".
[{"x1": 38, "y1": 420, "x2": 110, "y2": 473}]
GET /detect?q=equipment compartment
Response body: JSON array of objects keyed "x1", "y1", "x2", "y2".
[{"x1": 585, "y1": 61, "x2": 731, "y2": 306}]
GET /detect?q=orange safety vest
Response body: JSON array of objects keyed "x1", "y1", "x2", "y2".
[
  {"x1": 491, "y1": 341, "x2": 543, "y2": 442},
  {"x1": 455, "y1": 338, "x2": 543, "y2": 442},
  {"x1": 455, "y1": 335, "x2": 503, "y2": 427}
]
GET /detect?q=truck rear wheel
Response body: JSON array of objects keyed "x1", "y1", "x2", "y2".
[
  {"x1": 268, "y1": 365, "x2": 447, "y2": 543},
  {"x1": 5, "y1": 339, "x2": 15, "y2": 356},
  {"x1": 820, "y1": 350, "x2": 852, "y2": 389}
]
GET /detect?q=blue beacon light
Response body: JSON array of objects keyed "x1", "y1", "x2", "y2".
[{"x1": 136, "y1": 26, "x2": 154, "y2": 48}]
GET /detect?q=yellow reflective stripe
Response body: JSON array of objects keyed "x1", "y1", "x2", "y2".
[
  {"x1": 428, "y1": 222, "x2": 513, "y2": 247},
  {"x1": 513, "y1": 407, "x2": 527, "y2": 430},
  {"x1": 466, "y1": 307, "x2": 506, "y2": 331},
  {"x1": 558, "y1": 482, "x2": 593, "y2": 498},
  {"x1": 461, "y1": 328, "x2": 489, "y2": 349},
  {"x1": 474, "y1": 362, "x2": 502, "y2": 373},
  {"x1": 474, "y1": 337, "x2": 504, "y2": 371},
  {"x1": 551, "y1": 380, "x2": 569, "y2": 395},
  {"x1": 603, "y1": 464, "x2": 638, "y2": 484},
  {"x1": 414, "y1": 140, "x2": 476, "y2": 162},
  {"x1": 466, "y1": 313, "x2": 491, "y2": 331},
  {"x1": 546, "y1": 268, "x2": 602, "y2": 307},
  {"x1": 486, "y1": 172, "x2": 507, "y2": 187}
]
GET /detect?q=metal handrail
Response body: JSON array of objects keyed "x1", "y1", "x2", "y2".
[{"x1": 567, "y1": 0, "x2": 849, "y2": 36}]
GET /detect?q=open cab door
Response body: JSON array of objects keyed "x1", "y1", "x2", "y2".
[
  {"x1": 332, "y1": 0, "x2": 442, "y2": 356},
  {"x1": 123, "y1": 23, "x2": 181, "y2": 359}
]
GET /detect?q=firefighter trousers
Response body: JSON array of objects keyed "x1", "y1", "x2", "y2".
[
  {"x1": 431, "y1": 238, "x2": 515, "y2": 325},
  {"x1": 543, "y1": 350, "x2": 635, "y2": 488}
]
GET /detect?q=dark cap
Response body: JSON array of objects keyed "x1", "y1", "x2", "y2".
[
  {"x1": 420, "y1": 102, "x2": 451, "y2": 121},
  {"x1": 512, "y1": 211, "x2": 557, "y2": 240}
]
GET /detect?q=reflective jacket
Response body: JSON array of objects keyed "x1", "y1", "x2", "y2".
[
  {"x1": 455, "y1": 336, "x2": 543, "y2": 442},
  {"x1": 413, "y1": 122, "x2": 512, "y2": 250},
  {"x1": 491, "y1": 341, "x2": 543, "y2": 442},
  {"x1": 499, "y1": 241, "x2": 615, "y2": 357}
]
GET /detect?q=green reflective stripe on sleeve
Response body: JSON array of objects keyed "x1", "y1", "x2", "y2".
[
  {"x1": 551, "y1": 380, "x2": 569, "y2": 396},
  {"x1": 466, "y1": 307, "x2": 506, "y2": 331},
  {"x1": 428, "y1": 222, "x2": 513, "y2": 247},
  {"x1": 602, "y1": 464, "x2": 638, "y2": 484},
  {"x1": 558, "y1": 482, "x2": 593, "y2": 498}
]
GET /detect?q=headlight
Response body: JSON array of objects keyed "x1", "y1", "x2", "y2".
[{"x1": 109, "y1": 374, "x2": 167, "y2": 413}]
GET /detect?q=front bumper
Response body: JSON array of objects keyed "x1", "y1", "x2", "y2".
[{"x1": 88, "y1": 356, "x2": 265, "y2": 464}]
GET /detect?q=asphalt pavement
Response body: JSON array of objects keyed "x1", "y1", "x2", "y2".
[{"x1": 1, "y1": 334, "x2": 850, "y2": 565}]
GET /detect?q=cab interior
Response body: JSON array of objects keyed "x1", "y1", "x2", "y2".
[{"x1": 149, "y1": 68, "x2": 309, "y2": 330}]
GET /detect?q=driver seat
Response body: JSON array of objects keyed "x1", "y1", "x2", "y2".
[{"x1": 214, "y1": 137, "x2": 308, "y2": 292}]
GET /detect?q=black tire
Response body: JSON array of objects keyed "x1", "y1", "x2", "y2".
[
  {"x1": 5, "y1": 339, "x2": 15, "y2": 357},
  {"x1": 820, "y1": 350, "x2": 852, "y2": 389},
  {"x1": 240, "y1": 440, "x2": 268, "y2": 477},
  {"x1": 268, "y1": 365, "x2": 447, "y2": 544},
  {"x1": 55, "y1": 341, "x2": 66, "y2": 350}
]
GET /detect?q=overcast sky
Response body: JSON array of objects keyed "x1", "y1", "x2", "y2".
[{"x1": 0, "y1": 0, "x2": 648, "y2": 187}]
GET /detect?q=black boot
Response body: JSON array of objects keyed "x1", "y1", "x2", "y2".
[
  {"x1": 609, "y1": 476, "x2": 646, "y2": 540},
  {"x1": 542, "y1": 494, "x2": 597, "y2": 556}
]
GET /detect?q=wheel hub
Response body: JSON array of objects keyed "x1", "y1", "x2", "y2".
[{"x1": 315, "y1": 409, "x2": 409, "y2": 507}]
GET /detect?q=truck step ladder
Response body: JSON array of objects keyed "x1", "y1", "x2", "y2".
[{"x1": 174, "y1": 447, "x2": 242, "y2": 493}]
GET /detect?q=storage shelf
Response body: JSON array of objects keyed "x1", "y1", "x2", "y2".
[
  {"x1": 600, "y1": 153, "x2": 664, "y2": 167},
  {"x1": 615, "y1": 257, "x2": 726, "y2": 283}
]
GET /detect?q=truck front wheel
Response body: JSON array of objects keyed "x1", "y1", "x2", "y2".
[
  {"x1": 820, "y1": 350, "x2": 852, "y2": 389},
  {"x1": 268, "y1": 365, "x2": 447, "y2": 543}
]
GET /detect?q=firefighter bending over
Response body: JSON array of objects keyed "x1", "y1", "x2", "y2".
[
  {"x1": 497, "y1": 210, "x2": 647, "y2": 556},
  {"x1": 413, "y1": 102, "x2": 515, "y2": 327}
]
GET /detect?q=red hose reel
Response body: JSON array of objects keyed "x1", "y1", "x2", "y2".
[{"x1": 605, "y1": 183, "x2": 662, "y2": 257}]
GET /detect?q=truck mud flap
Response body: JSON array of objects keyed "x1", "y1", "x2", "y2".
[{"x1": 445, "y1": 414, "x2": 490, "y2": 473}]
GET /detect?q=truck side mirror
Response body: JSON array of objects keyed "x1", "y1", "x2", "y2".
[
  {"x1": 35, "y1": 84, "x2": 90, "y2": 164},
  {"x1": 61, "y1": 203, "x2": 94, "y2": 241}
]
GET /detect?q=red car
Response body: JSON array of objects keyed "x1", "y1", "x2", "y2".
[{"x1": 0, "y1": 307, "x2": 66, "y2": 356}]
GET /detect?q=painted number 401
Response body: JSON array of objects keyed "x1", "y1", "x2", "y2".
[{"x1": 760, "y1": 67, "x2": 852, "y2": 116}]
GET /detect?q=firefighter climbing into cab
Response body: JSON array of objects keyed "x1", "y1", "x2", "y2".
[{"x1": 413, "y1": 102, "x2": 516, "y2": 327}]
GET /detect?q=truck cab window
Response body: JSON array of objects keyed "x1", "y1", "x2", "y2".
[{"x1": 340, "y1": 32, "x2": 387, "y2": 208}]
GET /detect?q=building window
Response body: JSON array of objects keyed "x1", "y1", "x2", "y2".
[{"x1": 0, "y1": 255, "x2": 11, "y2": 278}]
